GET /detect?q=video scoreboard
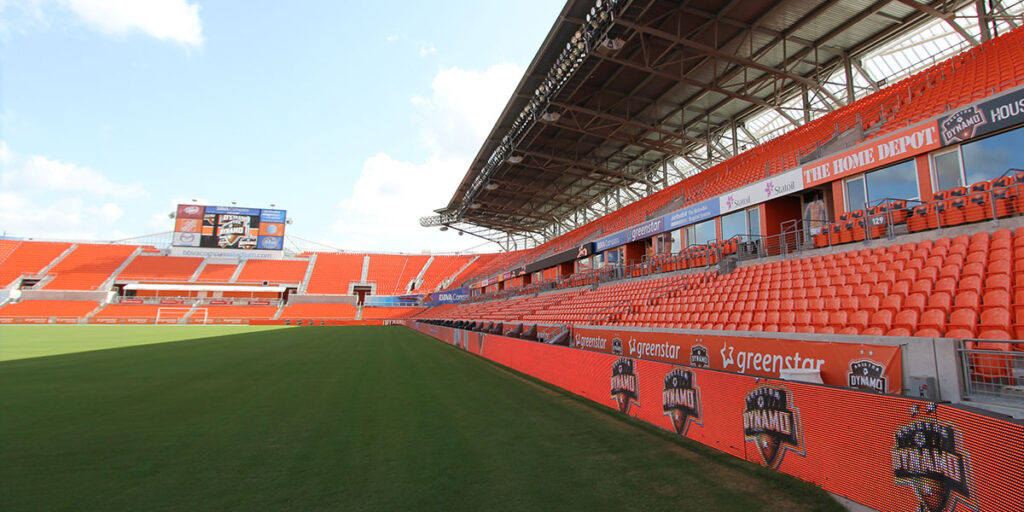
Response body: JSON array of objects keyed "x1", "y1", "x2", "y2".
[{"x1": 173, "y1": 204, "x2": 286, "y2": 253}]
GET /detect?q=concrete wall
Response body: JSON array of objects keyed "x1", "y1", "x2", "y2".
[
  {"x1": 287, "y1": 294, "x2": 358, "y2": 305},
  {"x1": 17, "y1": 290, "x2": 110, "y2": 302}
]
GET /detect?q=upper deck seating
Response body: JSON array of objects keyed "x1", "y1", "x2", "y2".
[
  {"x1": 43, "y1": 244, "x2": 137, "y2": 290},
  {"x1": 235, "y1": 259, "x2": 309, "y2": 284},
  {"x1": 365, "y1": 255, "x2": 430, "y2": 295},
  {"x1": 304, "y1": 253, "x2": 365, "y2": 294},
  {"x1": 0, "y1": 241, "x2": 72, "y2": 287},
  {"x1": 195, "y1": 263, "x2": 238, "y2": 283},
  {"x1": 416, "y1": 255, "x2": 475, "y2": 292},
  {"x1": 118, "y1": 255, "x2": 203, "y2": 282}
]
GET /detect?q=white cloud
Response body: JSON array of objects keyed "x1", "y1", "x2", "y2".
[
  {"x1": 412, "y1": 63, "x2": 524, "y2": 158},
  {"x1": 60, "y1": 0, "x2": 203, "y2": 46},
  {"x1": 331, "y1": 153, "x2": 470, "y2": 252},
  {"x1": 98, "y1": 202, "x2": 123, "y2": 222},
  {"x1": 0, "y1": 196, "x2": 125, "y2": 239},
  {"x1": 0, "y1": 1, "x2": 48, "y2": 39},
  {"x1": 0, "y1": 0, "x2": 204, "y2": 46},
  {"x1": 0, "y1": 140, "x2": 11, "y2": 167},
  {"x1": 418, "y1": 44, "x2": 436, "y2": 57},
  {"x1": 147, "y1": 212, "x2": 173, "y2": 232},
  {"x1": 0, "y1": 142, "x2": 143, "y2": 239},
  {"x1": 1, "y1": 154, "x2": 146, "y2": 198},
  {"x1": 0, "y1": 191, "x2": 30, "y2": 211},
  {"x1": 330, "y1": 63, "x2": 525, "y2": 252}
]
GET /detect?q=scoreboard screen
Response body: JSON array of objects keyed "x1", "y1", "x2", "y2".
[{"x1": 173, "y1": 204, "x2": 286, "y2": 251}]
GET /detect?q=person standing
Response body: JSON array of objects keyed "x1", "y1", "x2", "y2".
[{"x1": 804, "y1": 193, "x2": 828, "y2": 236}]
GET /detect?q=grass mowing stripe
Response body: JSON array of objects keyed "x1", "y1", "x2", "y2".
[{"x1": 0, "y1": 326, "x2": 842, "y2": 511}]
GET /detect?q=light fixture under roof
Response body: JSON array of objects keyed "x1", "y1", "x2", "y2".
[
  {"x1": 484, "y1": 182, "x2": 499, "y2": 190},
  {"x1": 601, "y1": 37, "x2": 624, "y2": 51},
  {"x1": 507, "y1": 155, "x2": 524, "y2": 164},
  {"x1": 541, "y1": 111, "x2": 561, "y2": 122}
]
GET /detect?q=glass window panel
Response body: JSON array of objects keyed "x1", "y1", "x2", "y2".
[
  {"x1": 670, "y1": 228, "x2": 682, "y2": 253},
  {"x1": 932, "y1": 150, "x2": 964, "y2": 191},
  {"x1": 847, "y1": 177, "x2": 867, "y2": 212},
  {"x1": 747, "y1": 208, "x2": 761, "y2": 238},
  {"x1": 865, "y1": 160, "x2": 918, "y2": 204},
  {"x1": 721, "y1": 211, "x2": 747, "y2": 240},
  {"x1": 657, "y1": 234, "x2": 671, "y2": 254},
  {"x1": 961, "y1": 127, "x2": 1024, "y2": 185},
  {"x1": 691, "y1": 219, "x2": 716, "y2": 245}
]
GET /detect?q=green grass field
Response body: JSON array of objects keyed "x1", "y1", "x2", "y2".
[{"x1": 0, "y1": 326, "x2": 842, "y2": 511}]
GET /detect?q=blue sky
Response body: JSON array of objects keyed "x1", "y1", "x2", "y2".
[{"x1": 0, "y1": 0, "x2": 564, "y2": 252}]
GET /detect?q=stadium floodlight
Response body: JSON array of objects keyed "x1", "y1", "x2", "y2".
[{"x1": 421, "y1": 0, "x2": 625, "y2": 227}]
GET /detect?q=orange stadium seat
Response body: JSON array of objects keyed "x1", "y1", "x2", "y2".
[
  {"x1": 0, "y1": 241, "x2": 73, "y2": 287},
  {"x1": 44, "y1": 244, "x2": 138, "y2": 291},
  {"x1": 235, "y1": 259, "x2": 309, "y2": 284},
  {"x1": 0, "y1": 300, "x2": 100, "y2": 322},
  {"x1": 195, "y1": 263, "x2": 238, "y2": 282},
  {"x1": 279, "y1": 302, "x2": 358, "y2": 320},
  {"x1": 305, "y1": 253, "x2": 365, "y2": 294},
  {"x1": 118, "y1": 255, "x2": 203, "y2": 282}
]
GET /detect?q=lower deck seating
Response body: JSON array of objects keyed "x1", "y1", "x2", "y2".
[
  {"x1": 91, "y1": 304, "x2": 188, "y2": 323},
  {"x1": 425, "y1": 289, "x2": 582, "y2": 322},
  {"x1": 189, "y1": 305, "x2": 278, "y2": 323},
  {"x1": 0, "y1": 300, "x2": 99, "y2": 321},
  {"x1": 361, "y1": 307, "x2": 424, "y2": 319},
  {"x1": 278, "y1": 303, "x2": 357, "y2": 320},
  {"x1": 421, "y1": 228, "x2": 1024, "y2": 343},
  {"x1": 529, "y1": 277, "x2": 677, "y2": 324}
]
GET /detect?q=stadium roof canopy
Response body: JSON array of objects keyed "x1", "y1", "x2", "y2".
[{"x1": 421, "y1": 0, "x2": 1024, "y2": 249}]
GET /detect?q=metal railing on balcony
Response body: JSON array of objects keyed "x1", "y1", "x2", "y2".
[
  {"x1": 959, "y1": 340, "x2": 1024, "y2": 404},
  {"x1": 461, "y1": 169, "x2": 1024, "y2": 306}
]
